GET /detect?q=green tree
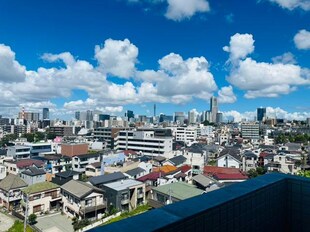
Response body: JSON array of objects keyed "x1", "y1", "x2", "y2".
[
  {"x1": 28, "y1": 213, "x2": 37, "y2": 225},
  {"x1": 0, "y1": 134, "x2": 18, "y2": 147},
  {"x1": 46, "y1": 133, "x2": 57, "y2": 140},
  {"x1": 34, "y1": 132, "x2": 45, "y2": 142},
  {"x1": 297, "y1": 170, "x2": 310, "y2": 178},
  {"x1": 23, "y1": 133, "x2": 35, "y2": 142}
]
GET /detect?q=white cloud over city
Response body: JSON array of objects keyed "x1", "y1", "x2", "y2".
[
  {"x1": 224, "y1": 33, "x2": 310, "y2": 99},
  {"x1": 268, "y1": 0, "x2": 310, "y2": 11}
]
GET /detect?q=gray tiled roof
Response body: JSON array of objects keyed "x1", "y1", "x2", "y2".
[
  {"x1": 0, "y1": 174, "x2": 28, "y2": 192},
  {"x1": 89, "y1": 172, "x2": 127, "y2": 186},
  {"x1": 21, "y1": 166, "x2": 46, "y2": 176},
  {"x1": 167, "y1": 155, "x2": 186, "y2": 166},
  {"x1": 61, "y1": 180, "x2": 103, "y2": 199},
  {"x1": 125, "y1": 167, "x2": 145, "y2": 177}
]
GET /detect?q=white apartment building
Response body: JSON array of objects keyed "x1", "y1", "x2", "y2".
[
  {"x1": 241, "y1": 123, "x2": 260, "y2": 141},
  {"x1": 168, "y1": 127, "x2": 197, "y2": 146},
  {"x1": 116, "y1": 130, "x2": 173, "y2": 156},
  {"x1": 72, "y1": 153, "x2": 101, "y2": 172},
  {"x1": 7, "y1": 146, "x2": 31, "y2": 159}
]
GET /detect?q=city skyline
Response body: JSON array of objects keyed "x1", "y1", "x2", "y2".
[{"x1": 0, "y1": 0, "x2": 309, "y2": 121}]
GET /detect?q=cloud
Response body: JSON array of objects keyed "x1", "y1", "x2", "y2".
[
  {"x1": 156, "y1": 53, "x2": 217, "y2": 99},
  {"x1": 95, "y1": 38, "x2": 138, "y2": 78},
  {"x1": 0, "y1": 44, "x2": 26, "y2": 83},
  {"x1": 165, "y1": 0, "x2": 210, "y2": 21},
  {"x1": 223, "y1": 107, "x2": 310, "y2": 122},
  {"x1": 272, "y1": 52, "x2": 297, "y2": 64},
  {"x1": 294, "y1": 29, "x2": 310, "y2": 50},
  {"x1": 223, "y1": 33, "x2": 255, "y2": 62},
  {"x1": 217, "y1": 86, "x2": 237, "y2": 103},
  {"x1": 224, "y1": 33, "x2": 310, "y2": 99},
  {"x1": 0, "y1": 38, "x2": 221, "y2": 117},
  {"x1": 268, "y1": 0, "x2": 310, "y2": 11}
]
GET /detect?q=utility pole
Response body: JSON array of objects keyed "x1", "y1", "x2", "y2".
[{"x1": 23, "y1": 194, "x2": 28, "y2": 232}]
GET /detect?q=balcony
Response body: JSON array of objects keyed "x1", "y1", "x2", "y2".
[
  {"x1": 121, "y1": 198, "x2": 129, "y2": 205},
  {"x1": 80, "y1": 203, "x2": 106, "y2": 214},
  {"x1": 89, "y1": 173, "x2": 310, "y2": 232}
]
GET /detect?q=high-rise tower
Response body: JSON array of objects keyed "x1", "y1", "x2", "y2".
[{"x1": 210, "y1": 97, "x2": 218, "y2": 123}]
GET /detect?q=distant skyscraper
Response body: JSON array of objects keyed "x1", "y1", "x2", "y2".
[
  {"x1": 125, "y1": 110, "x2": 134, "y2": 121},
  {"x1": 257, "y1": 107, "x2": 266, "y2": 122},
  {"x1": 210, "y1": 96, "x2": 218, "y2": 123},
  {"x1": 216, "y1": 112, "x2": 223, "y2": 124},
  {"x1": 75, "y1": 111, "x2": 80, "y2": 120},
  {"x1": 174, "y1": 112, "x2": 185, "y2": 125},
  {"x1": 188, "y1": 110, "x2": 196, "y2": 124},
  {"x1": 43, "y1": 108, "x2": 49, "y2": 120}
]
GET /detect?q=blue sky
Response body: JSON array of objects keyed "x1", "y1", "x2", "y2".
[{"x1": 0, "y1": 0, "x2": 309, "y2": 121}]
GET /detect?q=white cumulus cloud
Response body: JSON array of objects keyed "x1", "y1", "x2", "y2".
[
  {"x1": 272, "y1": 52, "x2": 297, "y2": 64},
  {"x1": 223, "y1": 33, "x2": 255, "y2": 62},
  {"x1": 218, "y1": 86, "x2": 237, "y2": 103},
  {"x1": 224, "y1": 33, "x2": 310, "y2": 99},
  {"x1": 95, "y1": 38, "x2": 138, "y2": 78},
  {"x1": 0, "y1": 44, "x2": 26, "y2": 83},
  {"x1": 269, "y1": 0, "x2": 310, "y2": 11},
  {"x1": 165, "y1": 0, "x2": 210, "y2": 21},
  {"x1": 294, "y1": 29, "x2": 310, "y2": 50}
]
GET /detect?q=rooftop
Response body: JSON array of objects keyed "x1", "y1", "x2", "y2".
[
  {"x1": 22, "y1": 182, "x2": 59, "y2": 195},
  {"x1": 89, "y1": 172, "x2": 127, "y2": 186},
  {"x1": 0, "y1": 174, "x2": 28, "y2": 191},
  {"x1": 61, "y1": 180, "x2": 103, "y2": 199},
  {"x1": 152, "y1": 182, "x2": 204, "y2": 201},
  {"x1": 103, "y1": 179, "x2": 143, "y2": 191}
]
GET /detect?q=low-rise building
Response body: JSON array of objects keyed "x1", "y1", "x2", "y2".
[
  {"x1": 20, "y1": 166, "x2": 46, "y2": 185},
  {"x1": 21, "y1": 182, "x2": 61, "y2": 215},
  {"x1": 89, "y1": 172, "x2": 127, "y2": 189},
  {"x1": 102, "y1": 179, "x2": 145, "y2": 212},
  {"x1": 61, "y1": 180, "x2": 106, "y2": 221},
  {"x1": 85, "y1": 162, "x2": 102, "y2": 177},
  {"x1": 149, "y1": 182, "x2": 204, "y2": 208},
  {"x1": 4, "y1": 159, "x2": 44, "y2": 175},
  {"x1": 72, "y1": 153, "x2": 101, "y2": 172},
  {"x1": 0, "y1": 174, "x2": 28, "y2": 210},
  {"x1": 6, "y1": 145, "x2": 31, "y2": 159}
]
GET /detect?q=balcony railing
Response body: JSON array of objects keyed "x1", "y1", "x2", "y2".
[{"x1": 89, "y1": 173, "x2": 310, "y2": 232}]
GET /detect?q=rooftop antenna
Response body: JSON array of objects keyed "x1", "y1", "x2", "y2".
[{"x1": 154, "y1": 104, "x2": 156, "y2": 117}]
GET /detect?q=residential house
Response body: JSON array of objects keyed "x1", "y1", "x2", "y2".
[
  {"x1": 213, "y1": 172, "x2": 248, "y2": 183},
  {"x1": 102, "y1": 179, "x2": 145, "y2": 212},
  {"x1": 149, "y1": 182, "x2": 204, "y2": 208},
  {"x1": 242, "y1": 151, "x2": 258, "y2": 172},
  {"x1": 89, "y1": 172, "x2": 127, "y2": 189},
  {"x1": 20, "y1": 166, "x2": 46, "y2": 185},
  {"x1": 216, "y1": 153, "x2": 242, "y2": 168},
  {"x1": 51, "y1": 170, "x2": 80, "y2": 186},
  {"x1": 72, "y1": 153, "x2": 101, "y2": 172},
  {"x1": 0, "y1": 174, "x2": 28, "y2": 210},
  {"x1": 21, "y1": 182, "x2": 61, "y2": 215},
  {"x1": 61, "y1": 180, "x2": 106, "y2": 221},
  {"x1": 4, "y1": 159, "x2": 44, "y2": 175},
  {"x1": 125, "y1": 167, "x2": 146, "y2": 179},
  {"x1": 163, "y1": 155, "x2": 187, "y2": 167},
  {"x1": 192, "y1": 174, "x2": 223, "y2": 192},
  {"x1": 0, "y1": 164, "x2": 6, "y2": 180},
  {"x1": 85, "y1": 162, "x2": 102, "y2": 177}
]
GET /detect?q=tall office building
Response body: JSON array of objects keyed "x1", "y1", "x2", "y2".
[
  {"x1": 174, "y1": 112, "x2": 185, "y2": 125},
  {"x1": 216, "y1": 112, "x2": 223, "y2": 124},
  {"x1": 188, "y1": 110, "x2": 196, "y2": 125},
  {"x1": 125, "y1": 110, "x2": 134, "y2": 121},
  {"x1": 210, "y1": 96, "x2": 218, "y2": 123},
  {"x1": 43, "y1": 108, "x2": 49, "y2": 120},
  {"x1": 75, "y1": 111, "x2": 80, "y2": 120},
  {"x1": 257, "y1": 107, "x2": 266, "y2": 122}
]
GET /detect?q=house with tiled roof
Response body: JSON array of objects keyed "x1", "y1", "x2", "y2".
[
  {"x1": 4, "y1": 159, "x2": 44, "y2": 175},
  {"x1": 213, "y1": 173, "x2": 248, "y2": 183},
  {"x1": 217, "y1": 150, "x2": 242, "y2": 169},
  {"x1": 61, "y1": 180, "x2": 106, "y2": 220},
  {"x1": 21, "y1": 182, "x2": 61, "y2": 215},
  {"x1": 163, "y1": 155, "x2": 187, "y2": 167},
  {"x1": 20, "y1": 166, "x2": 46, "y2": 185},
  {"x1": 85, "y1": 162, "x2": 101, "y2": 177},
  {"x1": 149, "y1": 182, "x2": 205, "y2": 208},
  {"x1": 0, "y1": 174, "x2": 28, "y2": 210},
  {"x1": 153, "y1": 165, "x2": 177, "y2": 174}
]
